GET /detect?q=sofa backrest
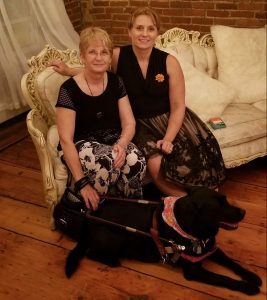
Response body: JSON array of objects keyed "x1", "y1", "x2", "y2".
[
  {"x1": 21, "y1": 28, "x2": 218, "y2": 127},
  {"x1": 155, "y1": 27, "x2": 218, "y2": 79}
]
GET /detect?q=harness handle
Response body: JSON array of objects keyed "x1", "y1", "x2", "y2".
[
  {"x1": 85, "y1": 210, "x2": 152, "y2": 238},
  {"x1": 99, "y1": 195, "x2": 160, "y2": 206}
]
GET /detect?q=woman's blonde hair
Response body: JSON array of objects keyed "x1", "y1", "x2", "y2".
[
  {"x1": 79, "y1": 27, "x2": 113, "y2": 55},
  {"x1": 128, "y1": 7, "x2": 161, "y2": 31}
]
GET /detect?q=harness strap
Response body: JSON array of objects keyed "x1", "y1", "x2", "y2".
[
  {"x1": 150, "y1": 209, "x2": 186, "y2": 264},
  {"x1": 150, "y1": 209, "x2": 169, "y2": 263},
  {"x1": 150, "y1": 227, "x2": 169, "y2": 263}
]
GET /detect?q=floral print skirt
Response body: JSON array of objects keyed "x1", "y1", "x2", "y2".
[
  {"x1": 75, "y1": 140, "x2": 146, "y2": 198},
  {"x1": 133, "y1": 108, "x2": 226, "y2": 189}
]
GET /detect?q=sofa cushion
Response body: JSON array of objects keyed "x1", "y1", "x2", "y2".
[
  {"x1": 210, "y1": 104, "x2": 266, "y2": 148},
  {"x1": 37, "y1": 67, "x2": 69, "y2": 112},
  {"x1": 163, "y1": 47, "x2": 235, "y2": 122},
  {"x1": 163, "y1": 42, "x2": 217, "y2": 79},
  {"x1": 190, "y1": 43, "x2": 219, "y2": 78},
  {"x1": 163, "y1": 48, "x2": 236, "y2": 122},
  {"x1": 182, "y1": 62, "x2": 236, "y2": 122},
  {"x1": 190, "y1": 43, "x2": 208, "y2": 73},
  {"x1": 37, "y1": 64, "x2": 82, "y2": 116},
  {"x1": 252, "y1": 99, "x2": 266, "y2": 112},
  {"x1": 221, "y1": 137, "x2": 267, "y2": 168},
  {"x1": 202, "y1": 46, "x2": 218, "y2": 79},
  {"x1": 211, "y1": 25, "x2": 266, "y2": 104}
]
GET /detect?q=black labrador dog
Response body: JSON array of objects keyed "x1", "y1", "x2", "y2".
[{"x1": 65, "y1": 187, "x2": 262, "y2": 295}]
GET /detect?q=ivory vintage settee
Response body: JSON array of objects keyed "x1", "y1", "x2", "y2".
[{"x1": 21, "y1": 26, "x2": 266, "y2": 226}]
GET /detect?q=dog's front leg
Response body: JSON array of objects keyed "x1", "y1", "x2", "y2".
[
  {"x1": 210, "y1": 248, "x2": 262, "y2": 287},
  {"x1": 182, "y1": 262, "x2": 260, "y2": 295},
  {"x1": 85, "y1": 225, "x2": 123, "y2": 268},
  {"x1": 65, "y1": 221, "x2": 90, "y2": 278}
]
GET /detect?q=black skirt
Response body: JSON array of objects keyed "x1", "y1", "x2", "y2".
[{"x1": 133, "y1": 108, "x2": 226, "y2": 189}]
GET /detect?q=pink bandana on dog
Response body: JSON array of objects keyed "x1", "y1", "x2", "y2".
[{"x1": 162, "y1": 196, "x2": 197, "y2": 241}]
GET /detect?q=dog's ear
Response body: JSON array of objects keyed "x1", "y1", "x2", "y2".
[
  {"x1": 173, "y1": 195, "x2": 198, "y2": 232},
  {"x1": 216, "y1": 193, "x2": 228, "y2": 205}
]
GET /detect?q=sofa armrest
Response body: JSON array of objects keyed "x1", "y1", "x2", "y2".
[{"x1": 26, "y1": 109, "x2": 58, "y2": 207}]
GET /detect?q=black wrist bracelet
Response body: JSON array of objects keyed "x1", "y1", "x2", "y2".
[{"x1": 74, "y1": 176, "x2": 89, "y2": 193}]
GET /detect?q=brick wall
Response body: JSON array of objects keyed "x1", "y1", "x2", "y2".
[
  {"x1": 63, "y1": 0, "x2": 83, "y2": 32},
  {"x1": 64, "y1": 0, "x2": 267, "y2": 45}
]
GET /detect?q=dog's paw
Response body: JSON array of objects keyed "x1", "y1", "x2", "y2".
[
  {"x1": 65, "y1": 247, "x2": 84, "y2": 278},
  {"x1": 244, "y1": 284, "x2": 260, "y2": 296},
  {"x1": 242, "y1": 271, "x2": 262, "y2": 287},
  {"x1": 237, "y1": 281, "x2": 260, "y2": 295}
]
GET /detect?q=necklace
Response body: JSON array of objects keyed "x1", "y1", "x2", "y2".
[{"x1": 84, "y1": 74, "x2": 105, "y2": 96}]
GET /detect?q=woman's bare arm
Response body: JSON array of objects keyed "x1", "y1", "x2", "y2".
[
  {"x1": 113, "y1": 94, "x2": 136, "y2": 168},
  {"x1": 56, "y1": 107, "x2": 99, "y2": 209},
  {"x1": 111, "y1": 47, "x2": 120, "y2": 73},
  {"x1": 50, "y1": 60, "x2": 83, "y2": 76},
  {"x1": 156, "y1": 54, "x2": 186, "y2": 154}
]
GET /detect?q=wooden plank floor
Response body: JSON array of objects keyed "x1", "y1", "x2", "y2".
[{"x1": 0, "y1": 116, "x2": 266, "y2": 300}]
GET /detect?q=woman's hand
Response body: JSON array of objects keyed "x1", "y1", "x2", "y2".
[
  {"x1": 80, "y1": 184, "x2": 100, "y2": 210},
  {"x1": 113, "y1": 143, "x2": 126, "y2": 169},
  {"x1": 156, "y1": 139, "x2": 173, "y2": 155},
  {"x1": 49, "y1": 60, "x2": 73, "y2": 76}
]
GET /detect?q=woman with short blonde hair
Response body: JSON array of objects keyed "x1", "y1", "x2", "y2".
[{"x1": 56, "y1": 27, "x2": 146, "y2": 210}]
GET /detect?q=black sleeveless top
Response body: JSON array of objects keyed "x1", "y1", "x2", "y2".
[{"x1": 117, "y1": 45, "x2": 170, "y2": 119}]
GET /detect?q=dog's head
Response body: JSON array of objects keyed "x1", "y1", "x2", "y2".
[{"x1": 172, "y1": 187, "x2": 245, "y2": 240}]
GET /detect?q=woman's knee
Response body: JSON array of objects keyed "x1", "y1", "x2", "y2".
[
  {"x1": 77, "y1": 142, "x2": 119, "y2": 184},
  {"x1": 79, "y1": 142, "x2": 113, "y2": 168},
  {"x1": 147, "y1": 155, "x2": 162, "y2": 180},
  {"x1": 124, "y1": 145, "x2": 146, "y2": 177}
]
